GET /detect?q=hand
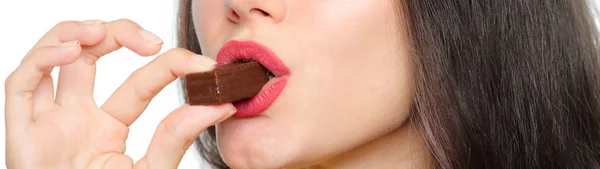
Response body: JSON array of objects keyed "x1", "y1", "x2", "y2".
[{"x1": 4, "y1": 19, "x2": 235, "y2": 169}]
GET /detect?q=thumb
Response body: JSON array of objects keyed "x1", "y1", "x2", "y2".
[{"x1": 133, "y1": 104, "x2": 236, "y2": 169}]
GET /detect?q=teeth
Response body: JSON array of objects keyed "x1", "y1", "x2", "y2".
[{"x1": 267, "y1": 71, "x2": 275, "y2": 80}]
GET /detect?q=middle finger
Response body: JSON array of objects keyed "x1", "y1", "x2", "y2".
[{"x1": 55, "y1": 19, "x2": 164, "y2": 105}]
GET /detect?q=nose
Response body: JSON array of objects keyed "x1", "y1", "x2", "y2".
[{"x1": 224, "y1": 0, "x2": 286, "y2": 24}]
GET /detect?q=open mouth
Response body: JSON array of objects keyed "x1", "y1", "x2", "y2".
[
  {"x1": 233, "y1": 59, "x2": 276, "y2": 80},
  {"x1": 216, "y1": 40, "x2": 290, "y2": 117}
]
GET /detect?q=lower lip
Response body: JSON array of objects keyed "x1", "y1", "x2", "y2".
[{"x1": 232, "y1": 75, "x2": 289, "y2": 117}]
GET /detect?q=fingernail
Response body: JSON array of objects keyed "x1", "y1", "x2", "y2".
[
  {"x1": 81, "y1": 20, "x2": 104, "y2": 26},
  {"x1": 58, "y1": 40, "x2": 80, "y2": 48},
  {"x1": 139, "y1": 29, "x2": 164, "y2": 45},
  {"x1": 190, "y1": 54, "x2": 218, "y2": 72},
  {"x1": 216, "y1": 108, "x2": 237, "y2": 123}
]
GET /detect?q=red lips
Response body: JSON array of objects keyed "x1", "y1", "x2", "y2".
[{"x1": 216, "y1": 40, "x2": 290, "y2": 117}]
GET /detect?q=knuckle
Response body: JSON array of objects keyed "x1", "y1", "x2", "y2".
[
  {"x1": 179, "y1": 122, "x2": 198, "y2": 149},
  {"x1": 4, "y1": 69, "x2": 34, "y2": 98},
  {"x1": 165, "y1": 48, "x2": 192, "y2": 57},
  {"x1": 129, "y1": 67, "x2": 144, "y2": 78},
  {"x1": 134, "y1": 82, "x2": 158, "y2": 103},
  {"x1": 4, "y1": 71, "x2": 17, "y2": 91},
  {"x1": 27, "y1": 46, "x2": 47, "y2": 58},
  {"x1": 158, "y1": 48, "x2": 192, "y2": 63},
  {"x1": 127, "y1": 68, "x2": 153, "y2": 102},
  {"x1": 157, "y1": 119, "x2": 177, "y2": 137},
  {"x1": 152, "y1": 48, "x2": 191, "y2": 66},
  {"x1": 9, "y1": 88, "x2": 34, "y2": 101},
  {"x1": 168, "y1": 48, "x2": 192, "y2": 54},
  {"x1": 182, "y1": 136, "x2": 195, "y2": 149},
  {"x1": 24, "y1": 47, "x2": 54, "y2": 72},
  {"x1": 54, "y1": 20, "x2": 79, "y2": 30},
  {"x1": 157, "y1": 117, "x2": 194, "y2": 143},
  {"x1": 114, "y1": 18, "x2": 140, "y2": 27}
]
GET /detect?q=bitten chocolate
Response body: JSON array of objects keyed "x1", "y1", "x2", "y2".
[{"x1": 184, "y1": 61, "x2": 269, "y2": 105}]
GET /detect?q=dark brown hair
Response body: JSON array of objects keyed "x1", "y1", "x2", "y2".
[{"x1": 177, "y1": 0, "x2": 600, "y2": 168}]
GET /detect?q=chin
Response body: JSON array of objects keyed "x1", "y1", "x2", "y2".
[{"x1": 216, "y1": 116, "x2": 304, "y2": 169}]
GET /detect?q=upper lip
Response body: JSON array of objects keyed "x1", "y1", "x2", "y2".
[{"x1": 216, "y1": 40, "x2": 289, "y2": 77}]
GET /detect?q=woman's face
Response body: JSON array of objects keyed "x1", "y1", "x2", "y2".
[{"x1": 192, "y1": 0, "x2": 413, "y2": 168}]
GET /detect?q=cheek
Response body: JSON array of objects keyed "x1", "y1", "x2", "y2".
[
  {"x1": 290, "y1": 0, "x2": 411, "y2": 117},
  {"x1": 267, "y1": 0, "x2": 413, "y2": 165},
  {"x1": 191, "y1": 0, "x2": 230, "y2": 57}
]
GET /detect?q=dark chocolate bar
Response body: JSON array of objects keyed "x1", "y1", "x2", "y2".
[{"x1": 184, "y1": 61, "x2": 269, "y2": 105}]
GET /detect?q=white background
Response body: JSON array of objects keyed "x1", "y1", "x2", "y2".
[
  {"x1": 0, "y1": 0, "x2": 208, "y2": 168},
  {"x1": 0, "y1": 0, "x2": 599, "y2": 169}
]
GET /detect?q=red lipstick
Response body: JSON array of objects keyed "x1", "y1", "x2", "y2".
[{"x1": 216, "y1": 40, "x2": 290, "y2": 117}]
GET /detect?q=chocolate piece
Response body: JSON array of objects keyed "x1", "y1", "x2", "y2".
[{"x1": 184, "y1": 61, "x2": 269, "y2": 105}]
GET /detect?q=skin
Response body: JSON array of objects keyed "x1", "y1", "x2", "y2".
[
  {"x1": 4, "y1": 20, "x2": 236, "y2": 168},
  {"x1": 193, "y1": 0, "x2": 426, "y2": 168},
  {"x1": 5, "y1": 0, "x2": 427, "y2": 168}
]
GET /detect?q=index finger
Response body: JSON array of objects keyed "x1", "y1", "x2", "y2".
[
  {"x1": 101, "y1": 48, "x2": 216, "y2": 126},
  {"x1": 29, "y1": 20, "x2": 107, "y2": 54}
]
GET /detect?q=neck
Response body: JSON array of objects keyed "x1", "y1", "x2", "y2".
[{"x1": 308, "y1": 122, "x2": 431, "y2": 169}]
